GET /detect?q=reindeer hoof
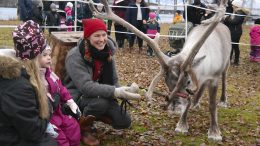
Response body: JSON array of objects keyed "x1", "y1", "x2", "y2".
[
  {"x1": 208, "y1": 129, "x2": 222, "y2": 141},
  {"x1": 218, "y1": 102, "x2": 228, "y2": 108},
  {"x1": 208, "y1": 134, "x2": 222, "y2": 141},
  {"x1": 144, "y1": 92, "x2": 151, "y2": 99},
  {"x1": 175, "y1": 122, "x2": 189, "y2": 133},
  {"x1": 145, "y1": 92, "x2": 154, "y2": 101}
]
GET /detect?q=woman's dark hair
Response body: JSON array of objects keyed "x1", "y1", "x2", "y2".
[
  {"x1": 176, "y1": 10, "x2": 181, "y2": 14},
  {"x1": 255, "y1": 18, "x2": 260, "y2": 25}
]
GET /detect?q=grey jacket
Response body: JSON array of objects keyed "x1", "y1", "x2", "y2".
[{"x1": 64, "y1": 38, "x2": 119, "y2": 101}]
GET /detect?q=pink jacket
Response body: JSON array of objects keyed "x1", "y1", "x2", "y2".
[
  {"x1": 45, "y1": 68, "x2": 72, "y2": 102},
  {"x1": 64, "y1": 6, "x2": 72, "y2": 18},
  {"x1": 40, "y1": 68, "x2": 81, "y2": 146},
  {"x1": 250, "y1": 25, "x2": 260, "y2": 45}
]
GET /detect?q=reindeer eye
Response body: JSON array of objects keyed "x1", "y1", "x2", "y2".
[{"x1": 187, "y1": 80, "x2": 191, "y2": 85}]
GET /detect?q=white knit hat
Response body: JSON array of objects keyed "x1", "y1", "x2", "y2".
[
  {"x1": 66, "y1": 2, "x2": 73, "y2": 8},
  {"x1": 232, "y1": 0, "x2": 243, "y2": 8}
]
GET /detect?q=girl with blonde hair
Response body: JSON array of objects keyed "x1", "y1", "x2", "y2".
[{"x1": 0, "y1": 20, "x2": 57, "y2": 146}]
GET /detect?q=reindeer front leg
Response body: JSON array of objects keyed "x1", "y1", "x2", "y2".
[
  {"x1": 175, "y1": 97, "x2": 191, "y2": 133},
  {"x1": 208, "y1": 80, "x2": 222, "y2": 141},
  {"x1": 192, "y1": 82, "x2": 207, "y2": 109},
  {"x1": 145, "y1": 66, "x2": 165, "y2": 103}
]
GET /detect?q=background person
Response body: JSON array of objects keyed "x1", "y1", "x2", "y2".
[
  {"x1": 249, "y1": 18, "x2": 260, "y2": 63},
  {"x1": 112, "y1": 0, "x2": 131, "y2": 49},
  {"x1": 146, "y1": 12, "x2": 160, "y2": 56},
  {"x1": 73, "y1": 0, "x2": 100, "y2": 31},
  {"x1": 224, "y1": 0, "x2": 249, "y2": 65},
  {"x1": 184, "y1": 0, "x2": 206, "y2": 26},
  {"x1": 126, "y1": 0, "x2": 149, "y2": 53},
  {"x1": 31, "y1": 0, "x2": 44, "y2": 28},
  {"x1": 18, "y1": 0, "x2": 33, "y2": 22},
  {"x1": 64, "y1": 2, "x2": 74, "y2": 32},
  {"x1": 226, "y1": 0, "x2": 234, "y2": 14},
  {"x1": 173, "y1": 10, "x2": 183, "y2": 24},
  {"x1": 46, "y1": 3, "x2": 61, "y2": 34}
]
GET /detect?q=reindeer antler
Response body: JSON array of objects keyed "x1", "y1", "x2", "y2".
[{"x1": 87, "y1": 0, "x2": 170, "y2": 68}]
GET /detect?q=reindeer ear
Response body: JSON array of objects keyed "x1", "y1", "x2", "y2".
[{"x1": 192, "y1": 55, "x2": 206, "y2": 68}]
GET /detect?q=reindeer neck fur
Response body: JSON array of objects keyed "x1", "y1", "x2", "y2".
[{"x1": 181, "y1": 23, "x2": 231, "y2": 74}]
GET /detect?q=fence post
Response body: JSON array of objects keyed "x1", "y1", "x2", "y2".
[
  {"x1": 185, "y1": 2, "x2": 188, "y2": 40},
  {"x1": 74, "y1": 0, "x2": 77, "y2": 31}
]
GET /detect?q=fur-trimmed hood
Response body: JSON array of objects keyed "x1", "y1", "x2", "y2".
[{"x1": 0, "y1": 56, "x2": 23, "y2": 79}]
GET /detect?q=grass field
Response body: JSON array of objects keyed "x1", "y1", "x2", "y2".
[{"x1": 0, "y1": 20, "x2": 259, "y2": 146}]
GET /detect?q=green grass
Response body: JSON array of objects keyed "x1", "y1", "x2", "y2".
[
  {"x1": 0, "y1": 20, "x2": 21, "y2": 48},
  {"x1": 131, "y1": 124, "x2": 148, "y2": 133},
  {"x1": 0, "y1": 28, "x2": 14, "y2": 48}
]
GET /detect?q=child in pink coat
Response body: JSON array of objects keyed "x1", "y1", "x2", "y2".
[
  {"x1": 146, "y1": 12, "x2": 159, "y2": 56},
  {"x1": 64, "y1": 2, "x2": 73, "y2": 32},
  {"x1": 249, "y1": 18, "x2": 260, "y2": 63},
  {"x1": 39, "y1": 45, "x2": 81, "y2": 146}
]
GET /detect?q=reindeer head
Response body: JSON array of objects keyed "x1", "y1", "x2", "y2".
[{"x1": 165, "y1": 54, "x2": 207, "y2": 114}]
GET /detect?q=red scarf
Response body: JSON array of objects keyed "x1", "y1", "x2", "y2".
[{"x1": 84, "y1": 46, "x2": 112, "y2": 82}]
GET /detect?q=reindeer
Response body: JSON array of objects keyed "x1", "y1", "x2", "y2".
[{"x1": 88, "y1": 0, "x2": 231, "y2": 141}]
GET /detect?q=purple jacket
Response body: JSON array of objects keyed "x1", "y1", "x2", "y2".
[{"x1": 250, "y1": 25, "x2": 260, "y2": 45}]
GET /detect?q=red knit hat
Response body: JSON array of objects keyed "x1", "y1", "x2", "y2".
[{"x1": 83, "y1": 18, "x2": 107, "y2": 39}]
